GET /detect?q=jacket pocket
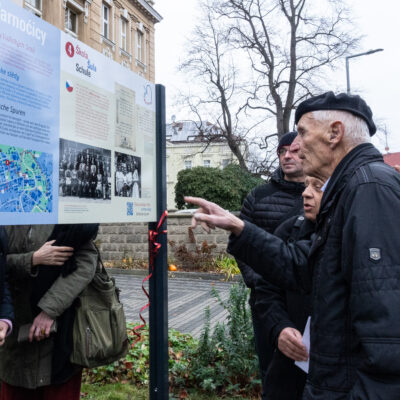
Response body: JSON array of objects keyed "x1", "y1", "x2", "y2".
[{"x1": 85, "y1": 309, "x2": 114, "y2": 360}]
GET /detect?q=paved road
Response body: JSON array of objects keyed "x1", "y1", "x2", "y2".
[{"x1": 113, "y1": 273, "x2": 235, "y2": 338}]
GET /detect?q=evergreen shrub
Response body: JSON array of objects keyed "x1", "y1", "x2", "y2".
[
  {"x1": 170, "y1": 279, "x2": 261, "y2": 397},
  {"x1": 83, "y1": 280, "x2": 261, "y2": 397},
  {"x1": 175, "y1": 164, "x2": 264, "y2": 210}
]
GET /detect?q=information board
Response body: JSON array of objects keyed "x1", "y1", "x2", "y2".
[{"x1": 0, "y1": 0, "x2": 157, "y2": 224}]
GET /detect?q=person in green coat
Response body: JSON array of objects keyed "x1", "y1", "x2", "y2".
[{"x1": 0, "y1": 224, "x2": 98, "y2": 400}]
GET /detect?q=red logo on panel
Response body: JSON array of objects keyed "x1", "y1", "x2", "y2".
[{"x1": 65, "y1": 42, "x2": 75, "y2": 57}]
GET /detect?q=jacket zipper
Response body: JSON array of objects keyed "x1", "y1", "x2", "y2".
[{"x1": 86, "y1": 326, "x2": 91, "y2": 358}]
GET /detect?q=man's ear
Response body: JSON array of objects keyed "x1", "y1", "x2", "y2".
[{"x1": 328, "y1": 121, "x2": 344, "y2": 148}]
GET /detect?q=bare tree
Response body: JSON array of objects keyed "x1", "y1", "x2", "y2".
[
  {"x1": 177, "y1": 1, "x2": 266, "y2": 172},
  {"x1": 215, "y1": 0, "x2": 360, "y2": 137},
  {"x1": 178, "y1": 0, "x2": 359, "y2": 174}
]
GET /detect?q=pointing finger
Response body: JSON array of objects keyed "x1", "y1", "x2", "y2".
[{"x1": 184, "y1": 196, "x2": 209, "y2": 209}]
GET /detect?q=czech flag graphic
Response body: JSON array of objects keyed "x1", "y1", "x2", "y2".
[{"x1": 66, "y1": 81, "x2": 74, "y2": 93}]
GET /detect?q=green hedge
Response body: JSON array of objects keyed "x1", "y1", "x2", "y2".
[{"x1": 175, "y1": 164, "x2": 264, "y2": 210}]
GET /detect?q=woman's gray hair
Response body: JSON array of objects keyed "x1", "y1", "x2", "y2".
[{"x1": 312, "y1": 110, "x2": 370, "y2": 145}]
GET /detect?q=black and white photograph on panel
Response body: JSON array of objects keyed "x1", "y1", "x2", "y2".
[
  {"x1": 114, "y1": 151, "x2": 141, "y2": 198},
  {"x1": 59, "y1": 139, "x2": 112, "y2": 201}
]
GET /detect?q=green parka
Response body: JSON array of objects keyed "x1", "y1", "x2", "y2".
[{"x1": 0, "y1": 225, "x2": 98, "y2": 389}]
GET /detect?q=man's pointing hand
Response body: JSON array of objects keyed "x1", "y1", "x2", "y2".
[{"x1": 184, "y1": 196, "x2": 244, "y2": 236}]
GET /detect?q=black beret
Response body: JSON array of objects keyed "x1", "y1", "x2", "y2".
[
  {"x1": 277, "y1": 131, "x2": 297, "y2": 153},
  {"x1": 295, "y1": 91, "x2": 376, "y2": 136}
]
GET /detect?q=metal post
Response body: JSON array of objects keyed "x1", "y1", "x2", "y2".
[
  {"x1": 345, "y1": 49, "x2": 384, "y2": 94},
  {"x1": 149, "y1": 84, "x2": 168, "y2": 399},
  {"x1": 345, "y1": 57, "x2": 350, "y2": 94}
]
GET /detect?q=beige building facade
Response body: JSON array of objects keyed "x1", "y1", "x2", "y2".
[
  {"x1": 166, "y1": 121, "x2": 245, "y2": 210},
  {"x1": 13, "y1": 0, "x2": 161, "y2": 82}
]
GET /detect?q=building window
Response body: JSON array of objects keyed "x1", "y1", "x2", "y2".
[
  {"x1": 203, "y1": 160, "x2": 211, "y2": 168},
  {"x1": 221, "y1": 159, "x2": 230, "y2": 168},
  {"x1": 24, "y1": 0, "x2": 41, "y2": 17},
  {"x1": 102, "y1": 4, "x2": 110, "y2": 39},
  {"x1": 184, "y1": 160, "x2": 192, "y2": 169},
  {"x1": 65, "y1": 7, "x2": 78, "y2": 36},
  {"x1": 120, "y1": 18, "x2": 127, "y2": 51},
  {"x1": 136, "y1": 29, "x2": 144, "y2": 64}
]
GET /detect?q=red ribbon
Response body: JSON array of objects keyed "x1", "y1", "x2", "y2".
[{"x1": 131, "y1": 210, "x2": 168, "y2": 347}]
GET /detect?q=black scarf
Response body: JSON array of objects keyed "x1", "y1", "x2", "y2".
[{"x1": 30, "y1": 224, "x2": 99, "y2": 384}]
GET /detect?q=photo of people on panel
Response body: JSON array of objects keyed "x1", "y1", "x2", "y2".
[
  {"x1": 114, "y1": 151, "x2": 141, "y2": 198},
  {"x1": 59, "y1": 139, "x2": 112, "y2": 200}
]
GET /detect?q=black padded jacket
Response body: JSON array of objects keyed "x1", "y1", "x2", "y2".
[{"x1": 234, "y1": 168, "x2": 304, "y2": 302}]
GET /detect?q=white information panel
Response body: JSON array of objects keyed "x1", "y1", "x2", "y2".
[{"x1": 0, "y1": 0, "x2": 157, "y2": 224}]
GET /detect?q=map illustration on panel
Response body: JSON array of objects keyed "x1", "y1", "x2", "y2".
[{"x1": 0, "y1": 144, "x2": 53, "y2": 213}]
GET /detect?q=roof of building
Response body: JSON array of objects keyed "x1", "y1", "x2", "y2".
[
  {"x1": 130, "y1": 0, "x2": 163, "y2": 23},
  {"x1": 166, "y1": 120, "x2": 224, "y2": 143},
  {"x1": 383, "y1": 152, "x2": 400, "y2": 167}
]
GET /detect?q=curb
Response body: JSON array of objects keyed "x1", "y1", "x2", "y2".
[{"x1": 106, "y1": 267, "x2": 241, "y2": 282}]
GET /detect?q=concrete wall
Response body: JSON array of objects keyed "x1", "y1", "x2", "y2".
[{"x1": 97, "y1": 213, "x2": 231, "y2": 265}]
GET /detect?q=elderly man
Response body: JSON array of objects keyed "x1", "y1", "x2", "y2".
[
  {"x1": 236, "y1": 131, "x2": 304, "y2": 398},
  {"x1": 186, "y1": 91, "x2": 400, "y2": 400}
]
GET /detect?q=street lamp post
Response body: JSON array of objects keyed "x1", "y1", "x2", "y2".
[{"x1": 345, "y1": 48, "x2": 384, "y2": 93}]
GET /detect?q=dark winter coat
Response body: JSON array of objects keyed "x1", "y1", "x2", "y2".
[
  {"x1": 229, "y1": 143, "x2": 400, "y2": 399},
  {"x1": 0, "y1": 225, "x2": 98, "y2": 389},
  {"x1": 236, "y1": 168, "x2": 304, "y2": 301},
  {"x1": 255, "y1": 215, "x2": 314, "y2": 400},
  {"x1": 0, "y1": 227, "x2": 13, "y2": 323}
]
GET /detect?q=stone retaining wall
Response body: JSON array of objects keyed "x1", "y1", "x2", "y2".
[{"x1": 97, "y1": 213, "x2": 231, "y2": 265}]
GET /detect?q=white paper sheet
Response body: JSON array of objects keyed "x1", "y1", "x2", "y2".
[{"x1": 295, "y1": 316, "x2": 311, "y2": 373}]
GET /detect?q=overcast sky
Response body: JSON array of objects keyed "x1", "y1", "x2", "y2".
[{"x1": 154, "y1": 0, "x2": 400, "y2": 153}]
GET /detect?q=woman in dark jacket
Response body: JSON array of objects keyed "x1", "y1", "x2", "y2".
[
  {"x1": 0, "y1": 224, "x2": 98, "y2": 400},
  {"x1": 0, "y1": 226, "x2": 14, "y2": 345},
  {"x1": 254, "y1": 175, "x2": 323, "y2": 400}
]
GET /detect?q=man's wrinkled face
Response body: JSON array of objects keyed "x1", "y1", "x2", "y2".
[
  {"x1": 278, "y1": 145, "x2": 303, "y2": 179},
  {"x1": 292, "y1": 113, "x2": 332, "y2": 177}
]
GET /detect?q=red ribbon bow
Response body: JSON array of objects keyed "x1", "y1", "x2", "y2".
[{"x1": 132, "y1": 210, "x2": 168, "y2": 347}]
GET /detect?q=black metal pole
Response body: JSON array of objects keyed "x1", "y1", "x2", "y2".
[{"x1": 149, "y1": 84, "x2": 168, "y2": 399}]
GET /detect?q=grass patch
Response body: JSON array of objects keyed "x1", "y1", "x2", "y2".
[
  {"x1": 81, "y1": 383, "x2": 257, "y2": 399},
  {"x1": 81, "y1": 383, "x2": 146, "y2": 399}
]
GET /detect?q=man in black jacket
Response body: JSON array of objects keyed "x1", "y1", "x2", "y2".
[
  {"x1": 236, "y1": 131, "x2": 304, "y2": 397},
  {"x1": 186, "y1": 91, "x2": 400, "y2": 400}
]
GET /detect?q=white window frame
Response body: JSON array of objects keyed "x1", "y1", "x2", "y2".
[
  {"x1": 65, "y1": 7, "x2": 78, "y2": 37},
  {"x1": 203, "y1": 160, "x2": 211, "y2": 168},
  {"x1": 24, "y1": 0, "x2": 42, "y2": 17},
  {"x1": 102, "y1": 3, "x2": 110, "y2": 39},
  {"x1": 184, "y1": 160, "x2": 192, "y2": 170},
  {"x1": 120, "y1": 17, "x2": 127, "y2": 52},
  {"x1": 221, "y1": 159, "x2": 230, "y2": 169},
  {"x1": 136, "y1": 29, "x2": 143, "y2": 63},
  {"x1": 135, "y1": 24, "x2": 147, "y2": 70}
]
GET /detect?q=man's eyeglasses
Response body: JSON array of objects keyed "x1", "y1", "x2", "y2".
[{"x1": 278, "y1": 147, "x2": 298, "y2": 156}]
